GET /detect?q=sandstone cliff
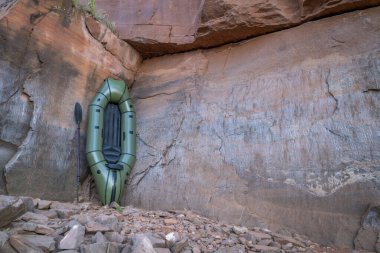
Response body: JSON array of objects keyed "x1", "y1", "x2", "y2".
[
  {"x1": 94, "y1": 0, "x2": 380, "y2": 57},
  {"x1": 126, "y1": 7, "x2": 380, "y2": 247},
  {"x1": 0, "y1": 0, "x2": 379, "y2": 250}
]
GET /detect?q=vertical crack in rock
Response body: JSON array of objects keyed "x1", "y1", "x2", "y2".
[
  {"x1": 83, "y1": 17, "x2": 138, "y2": 75},
  {"x1": 161, "y1": 114, "x2": 185, "y2": 166},
  {"x1": 168, "y1": 25, "x2": 173, "y2": 42},
  {"x1": 2, "y1": 11, "x2": 42, "y2": 193},
  {"x1": 131, "y1": 113, "x2": 185, "y2": 187},
  {"x1": 131, "y1": 157, "x2": 162, "y2": 187},
  {"x1": 0, "y1": 87, "x2": 20, "y2": 105},
  {"x1": 213, "y1": 129, "x2": 226, "y2": 164},
  {"x1": 4, "y1": 89, "x2": 35, "y2": 190},
  {"x1": 325, "y1": 69, "x2": 338, "y2": 115},
  {"x1": 137, "y1": 134, "x2": 160, "y2": 151},
  {"x1": 223, "y1": 47, "x2": 232, "y2": 72}
]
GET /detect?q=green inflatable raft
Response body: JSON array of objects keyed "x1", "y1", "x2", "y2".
[{"x1": 86, "y1": 78, "x2": 136, "y2": 205}]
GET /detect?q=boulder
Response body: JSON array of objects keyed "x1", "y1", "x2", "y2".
[
  {"x1": 0, "y1": 231, "x2": 9, "y2": 247},
  {"x1": 9, "y1": 235, "x2": 44, "y2": 253},
  {"x1": 165, "y1": 232, "x2": 181, "y2": 248},
  {"x1": 145, "y1": 233, "x2": 166, "y2": 248},
  {"x1": 130, "y1": 234, "x2": 157, "y2": 253},
  {"x1": 232, "y1": 226, "x2": 248, "y2": 235},
  {"x1": 20, "y1": 197, "x2": 35, "y2": 211},
  {"x1": 0, "y1": 241, "x2": 18, "y2": 253},
  {"x1": 0, "y1": 0, "x2": 141, "y2": 201},
  {"x1": 0, "y1": 195, "x2": 27, "y2": 227},
  {"x1": 81, "y1": 242, "x2": 121, "y2": 253},
  {"x1": 92, "y1": 231, "x2": 107, "y2": 243},
  {"x1": 171, "y1": 238, "x2": 189, "y2": 253},
  {"x1": 21, "y1": 211, "x2": 48, "y2": 222},
  {"x1": 354, "y1": 206, "x2": 380, "y2": 252},
  {"x1": 35, "y1": 224, "x2": 55, "y2": 235},
  {"x1": 153, "y1": 248, "x2": 171, "y2": 253},
  {"x1": 104, "y1": 232, "x2": 125, "y2": 243},
  {"x1": 125, "y1": 7, "x2": 380, "y2": 248},
  {"x1": 14, "y1": 234, "x2": 55, "y2": 252},
  {"x1": 37, "y1": 199, "x2": 51, "y2": 210},
  {"x1": 59, "y1": 224, "x2": 85, "y2": 250}
]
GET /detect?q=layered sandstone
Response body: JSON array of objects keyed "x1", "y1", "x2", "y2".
[
  {"x1": 94, "y1": 0, "x2": 380, "y2": 57},
  {"x1": 0, "y1": 0, "x2": 141, "y2": 199},
  {"x1": 126, "y1": 7, "x2": 380, "y2": 247}
]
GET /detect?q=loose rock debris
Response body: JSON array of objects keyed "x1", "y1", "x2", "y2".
[{"x1": 0, "y1": 195, "x2": 367, "y2": 253}]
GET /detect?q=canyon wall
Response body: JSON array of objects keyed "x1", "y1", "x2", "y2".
[
  {"x1": 0, "y1": 0, "x2": 141, "y2": 200},
  {"x1": 1, "y1": 0, "x2": 379, "y2": 249},
  {"x1": 126, "y1": 7, "x2": 380, "y2": 247},
  {"x1": 95, "y1": 0, "x2": 380, "y2": 57}
]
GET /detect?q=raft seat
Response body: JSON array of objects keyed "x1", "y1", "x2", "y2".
[{"x1": 102, "y1": 104, "x2": 122, "y2": 170}]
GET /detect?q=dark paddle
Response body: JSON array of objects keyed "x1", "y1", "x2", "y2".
[{"x1": 74, "y1": 102, "x2": 82, "y2": 203}]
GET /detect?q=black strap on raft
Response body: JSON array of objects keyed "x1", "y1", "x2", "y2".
[
  {"x1": 74, "y1": 102, "x2": 82, "y2": 203},
  {"x1": 102, "y1": 103, "x2": 122, "y2": 169}
]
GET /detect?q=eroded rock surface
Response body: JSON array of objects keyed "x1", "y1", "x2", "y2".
[
  {"x1": 126, "y1": 7, "x2": 380, "y2": 247},
  {"x1": 94, "y1": 0, "x2": 380, "y2": 57},
  {"x1": 0, "y1": 0, "x2": 141, "y2": 199}
]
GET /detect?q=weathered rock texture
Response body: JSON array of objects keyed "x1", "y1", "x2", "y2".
[
  {"x1": 0, "y1": 0, "x2": 141, "y2": 198},
  {"x1": 94, "y1": 0, "x2": 380, "y2": 57},
  {"x1": 126, "y1": 7, "x2": 380, "y2": 247}
]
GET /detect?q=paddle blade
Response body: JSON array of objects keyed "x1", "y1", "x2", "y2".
[{"x1": 74, "y1": 102, "x2": 82, "y2": 124}]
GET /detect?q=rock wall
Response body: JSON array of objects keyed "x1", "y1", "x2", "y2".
[
  {"x1": 94, "y1": 0, "x2": 380, "y2": 57},
  {"x1": 126, "y1": 7, "x2": 380, "y2": 247},
  {"x1": 0, "y1": 0, "x2": 141, "y2": 200}
]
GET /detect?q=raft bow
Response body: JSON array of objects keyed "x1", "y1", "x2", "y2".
[{"x1": 86, "y1": 78, "x2": 136, "y2": 205}]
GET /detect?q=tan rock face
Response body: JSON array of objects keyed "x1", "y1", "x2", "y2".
[
  {"x1": 95, "y1": 0, "x2": 380, "y2": 57},
  {"x1": 91, "y1": 0, "x2": 204, "y2": 44},
  {"x1": 0, "y1": 0, "x2": 141, "y2": 199},
  {"x1": 126, "y1": 7, "x2": 380, "y2": 247}
]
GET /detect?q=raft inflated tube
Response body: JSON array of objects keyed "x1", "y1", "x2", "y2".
[{"x1": 86, "y1": 78, "x2": 136, "y2": 205}]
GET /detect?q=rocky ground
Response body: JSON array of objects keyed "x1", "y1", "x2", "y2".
[{"x1": 0, "y1": 195, "x2": 375, "y2": 253}]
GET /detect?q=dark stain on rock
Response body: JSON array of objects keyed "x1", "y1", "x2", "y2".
[
  {"x1": 0, "y1": 8, "x2": 80, "y2": 200},
  {"x1": 30, "y1": 12, "x2": 44, "y2": 24},
  {"x1": 57, "y1": 0, "x2": 74, "y2": 27}
]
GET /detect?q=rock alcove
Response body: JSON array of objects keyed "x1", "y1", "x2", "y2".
[{"x1": 0, "y1": 0, "x2": 379, "y2": 251}]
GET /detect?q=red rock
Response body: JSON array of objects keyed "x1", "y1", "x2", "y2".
[
  {"x1": 94, "y1": 0, "x2": 380, "y2": 57},
  {"x1": 164, "y1": 218, "x2": 178, "y2": 225},
  {"x1": 86, "y1": 221, "x2": 113, "y2": 233},
  {"x1": 35, "y1": 225, "x2": 55, "y2": 235},
  {"x1": 9, "y1": 235, "x2": 44, "y2": 253}
]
